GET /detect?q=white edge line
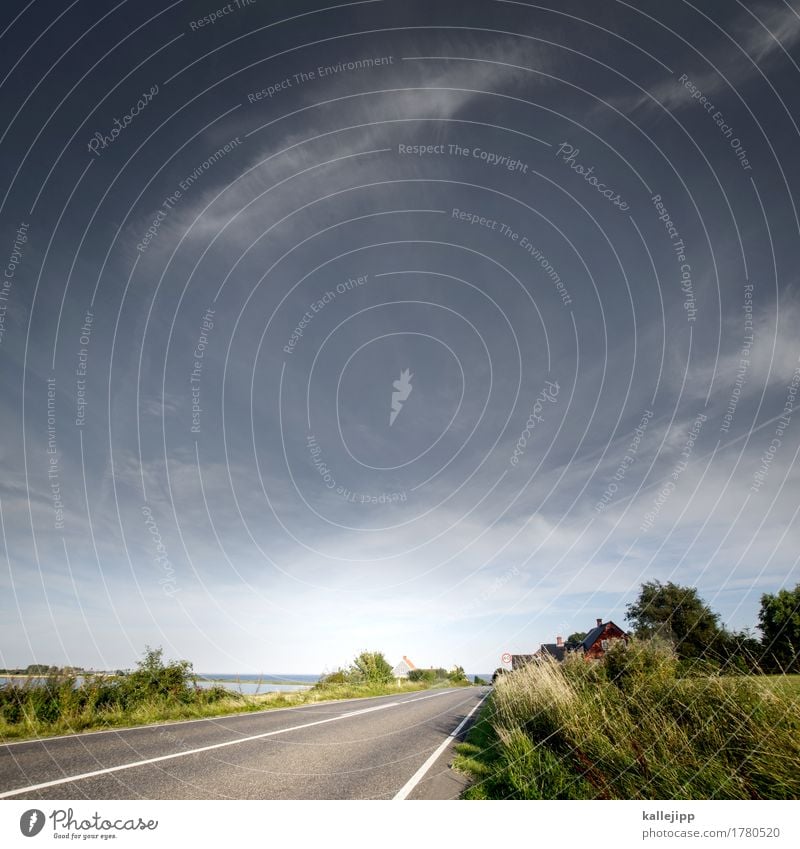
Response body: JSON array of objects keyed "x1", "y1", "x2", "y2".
[
  {"x1": 0, "y1": 690, "x2": 459, "y2": 798},
  {"x1": 393, "y1": 690, "x2": 491, "y2": 800}
]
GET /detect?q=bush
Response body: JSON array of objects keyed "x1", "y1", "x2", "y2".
[
  {"x1": 0, "y1": 646, "x2": 205, "y2": 736},
  {"x1": 603, "y1": 637, "x2": 677, "y2": 692},
  {"x1": 318, "y1": 669, "x2": 350, "y2": 685},
  {"x1": 448, "y1": 666, "x2": 468, "y2": 684},
  {"x1": 197, "y1": 685, "x2": 236, "y2": 703},
  {"x1": 407, "y1": 666, "x2": 469, "y2": 684},
  {"x1": 1, "y1": 693, "x2": 23, "y2": 724},
  {"x1": 28, "y1": 678, "x2": 64, "y2": 723},
  {"x1": 117, "y1": 646, "x2": 197, "y2": 703},
  {"x1": 408, "y1": 669, "x2": 436, "y2": 683},
  {"x1": 348, "y1": 651, "x2": 394, "y2": 684}
]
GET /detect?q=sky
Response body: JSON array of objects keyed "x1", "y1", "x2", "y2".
[{"x1": 1, "y1": 0, "x2": 799, "y2": 674}]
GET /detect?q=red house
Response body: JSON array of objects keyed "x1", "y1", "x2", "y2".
[
  {"x1": 521, "y1": 618, "x2": 629, "y2": 666},
  {"x1": 577, "y1": 618, "x2": 629, "y2": 660}
]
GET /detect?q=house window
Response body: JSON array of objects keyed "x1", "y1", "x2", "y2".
[{"x1": 601, "y1": 639, "x2": 609, "y2": 651}]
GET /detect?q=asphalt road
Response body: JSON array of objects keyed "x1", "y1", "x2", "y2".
[{"x1": 0, "y1": 687, "x2": 490, "y2": 800}]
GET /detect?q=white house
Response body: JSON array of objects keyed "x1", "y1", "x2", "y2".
[{"x1": 392, "y1": 655, "x2": 416, "y2": 679}]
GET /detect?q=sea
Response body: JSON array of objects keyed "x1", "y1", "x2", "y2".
[
  {"x1": 194, "y1": 673, "x2": 319, "y2": 694},
  {"x1": 0, "y1": 674, "x2": 318, "y2": 695},
  {"x1": 192, "y1": 673, "x2": 493, "y2": 694}
]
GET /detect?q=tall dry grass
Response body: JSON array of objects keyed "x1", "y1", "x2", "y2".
[{"x1": 462, "y1": 639, "x2": 800, "y2": 799}]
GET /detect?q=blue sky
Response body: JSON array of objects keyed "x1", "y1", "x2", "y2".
[{"x1": 1, "y1": 0, "x2": 799, "y2": 673}]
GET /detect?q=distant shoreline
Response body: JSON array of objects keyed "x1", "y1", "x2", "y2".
[
  {"x1": 0, "y1": 673, "x2": 115, "y2": 679},
  {"x1": 196, "y1": 676, "x2": 316, "y2": 687},
  {"x1": 0, "y1": 673, "x2": 317, "y2": 688}
]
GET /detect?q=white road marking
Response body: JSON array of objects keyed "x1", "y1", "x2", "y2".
[
  {"x1": 393, "y1": 691, "x2": 490, "y2": 800},
  {"x1": 0, "y1": 689, "x2": 459, "y2": 798}
]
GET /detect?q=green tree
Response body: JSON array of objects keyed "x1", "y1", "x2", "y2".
[
  {"x1": 625, "y1": 580, "x2": 722, "y2": 660},
  {"x1": 567, "y1": 632, "x2": 587, "y2": 645},
  {"x1": 349, "y1": 651, "x2": 394, "y2": 684},
  {"x1": 758, "y1": 584, "x2": 800, "y2": 673},
  {"x1": 710, "y1": 628, "x2": 764, "y2": 674}
]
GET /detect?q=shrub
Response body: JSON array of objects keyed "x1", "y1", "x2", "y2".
[
  {"x1": 408, "y1": 669, "x2": 435, "y2": 683},
  {"x1": 118, "y1": 646, "x2": 197, "y2": 703},
  {"x1": 1, "y1": 692, "x2": 23, "y2": 724},
  {"x1": 197, "y1": 685, "x2": 237, "y2": 703},
  {"x1": 348, "y1": 651, "x2": 394, "y2": 684},
  {"x1": 0, "y1": 646, "x2": 205, "y2": 737},
  {"x1": 318, "y1": 669, "x2": 350, "y2": 685},
  {"x1": 448, "y1": 665, "x2": 468, "y2": 684},
  {"x1": 603, "y1": 637, "x2": 677, "y2": 692}
]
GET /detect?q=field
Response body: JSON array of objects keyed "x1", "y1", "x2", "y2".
[
  {"x1": 762, "y1": 673, "x2": 800, "y2": 698},
  {"x1": 454, "y1": 645, "x2": 800, "y2": 800}
]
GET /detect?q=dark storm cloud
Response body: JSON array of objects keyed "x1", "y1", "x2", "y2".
[{"x1": 1, "y1": 0, "x2": 798, "y2": 672}]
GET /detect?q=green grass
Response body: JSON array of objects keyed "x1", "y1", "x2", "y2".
[
  {"x1": 0, "y1": 677, "x2": 448, "y2": 743},
  {"x1": 454, "y1": 644, "x2": 800, "y2": 800},
  {"x1": 761, "y1": 673, "x2": 800, "y2": 699},
  {"x1": 452, "y1": 710, "x2": 507, "y2": 799}
]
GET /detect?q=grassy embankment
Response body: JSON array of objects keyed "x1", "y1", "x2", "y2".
[
  {"x1": 0, "y1": 646, "x2": 475, "y2": 743},
  {"x1": 0, "y1": 676, "x2": 455, "y2": 742},
  {"x1": 454, "y1": 642, "x2": 800, "y2": 799}
]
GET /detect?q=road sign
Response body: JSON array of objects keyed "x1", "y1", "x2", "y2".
[{"x1": 501, "y1": 652, "x2": 512, "y2": 664}]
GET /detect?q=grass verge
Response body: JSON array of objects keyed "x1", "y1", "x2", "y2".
[
  {"x1": 453, "y1": 644, "x2": 800, "y2": 800},
  {"x1": 0, "y1": 678, "x2": 453, "y2": 743}
]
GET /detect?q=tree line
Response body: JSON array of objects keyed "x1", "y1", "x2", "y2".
[
  {"x1": 623, "y1": 579, "x2": 800, "y2": 674},
  {"x1": 318, "y1": 651, "x2": 469, "y2": 685}
]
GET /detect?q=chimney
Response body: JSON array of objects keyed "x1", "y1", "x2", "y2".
[
  {"x1": 596, "y1": 618, "x2": 603, "y2": 627},
  {"x1": 556, "y1": 636, "x2": 563, "y2": 647}
]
